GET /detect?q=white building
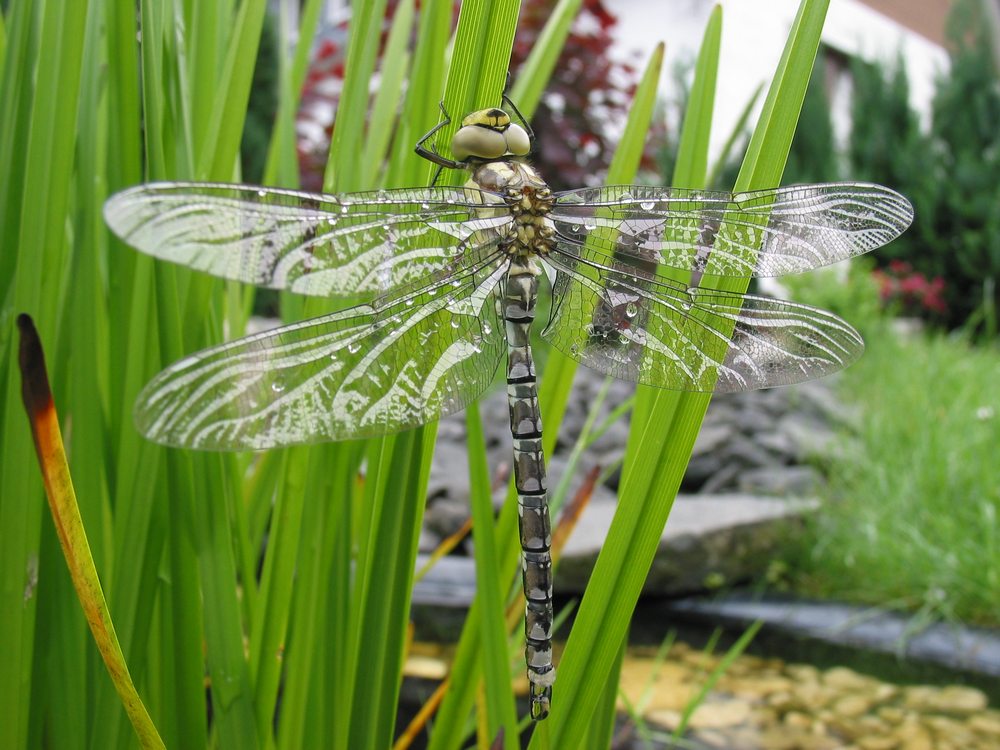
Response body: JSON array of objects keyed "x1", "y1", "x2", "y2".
[{"x1": 613, "y1": 0, "x2": 951, "y2": 162}]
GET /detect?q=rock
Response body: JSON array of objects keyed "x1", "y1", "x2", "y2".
[
  {"x1": 691, "y1": 423, "x2": 737, "y2": 456},
  {"x1": 856, "y1": 735, "x2": 898, "y2": 750},
  {"x1": 832, "y1": 694, "x2": 877, "y2": 718},
  {"x1": 903, "y1": 685, "x2": 988, "y2": 714},
  {"x1": 737, "y1": 464, "x2": 822, "y2": 495},
  {"x1": 892, "y1": 719, "x2": 934, "y2": 750},
  {"x1": 923, "y1": 715, "x2": 980, "y2": 746},
  {"x1": 426, "y1": 441, "x2": 471, "y2": 501},
  {"x1": 423, "y1": 493, "x2": 471, "y2": 541},
  {"x1": 823, "y1": 666, "x2": 881, "y2": 692},
  {"x1": 663, "y1": 596, "x2": 1000, "y2": 680},
  {"x1": 969, "y1": 710, "x2": 1000, "y2": 737},
  {"x1": 775, "y1": 411, "x2": 838, "y2": 461},
  {"x1": 686, "y1": 699, "x2": 753, "y2": 729},
  {"x1": 557, "y1": 494, "x2": 818, "y2": 595}
]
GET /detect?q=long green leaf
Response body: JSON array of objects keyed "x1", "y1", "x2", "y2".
[
  {"x1": 508, "y1": 0, "x2": 583, "y2": 118},
  {"x1": 525, "y1": 41, "x2": 664, "y2": 749},
  {"x1": 422, "y1": 3, "x2": 524, "y2": 746},
  {"x1": 0, "y1": 2, "x2": 90, "y2": 747},
  {"x1": 466, "y1": 406, "x2": 519, "y2": 747},
  {"x1": 553, "y1": 0, "x2": 826, "y2": 746}
]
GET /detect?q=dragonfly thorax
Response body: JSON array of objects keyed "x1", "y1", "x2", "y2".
[{"x1": 469, "y1": 160, "x2": 556, "y2": 258}]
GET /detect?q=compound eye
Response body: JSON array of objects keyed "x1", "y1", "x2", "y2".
[
  {"x1": 504, "y1": 124, "x2": 531, "y2": 156},
  {"x1": 452, "y1": 125, "x2": 507, "y2": 161}
]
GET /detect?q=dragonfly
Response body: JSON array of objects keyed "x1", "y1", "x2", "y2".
[{"x1": 104, "y1": 102, "x2": 913, "y2": 721}]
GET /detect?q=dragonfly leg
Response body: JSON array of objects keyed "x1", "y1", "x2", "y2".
[
  {"x1": 415, "y1": 101, "x2": 466, "y2": 170},
  {"x1": 502, "y1": 92, "x2": 535, "y2": 144}
]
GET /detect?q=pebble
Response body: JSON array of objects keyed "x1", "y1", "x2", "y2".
[
  {"x1": 610, "y1": 645, "x2": 997, "y2": 749},
  {"x1": 903, "y1": 684, "x2": 988, "y2": 713}
]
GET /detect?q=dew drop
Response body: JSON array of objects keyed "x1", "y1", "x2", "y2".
[
  {"x1": 569, "y1": 343, "x2": 579, "y2": 355},
  {"x1": 639, "y1": 200, "x2": 655, "y2": 211},
  {"x1": 618, "y1": 333, "x2": 629, "y2": 344},
  {"x1": 271, "y1": 382, "x2": 285, "y2": 393},
  {"x1": 482, "y1": 322, "x2": 492, "y2": 335},
  {"x1": 257, "y1": 189, "x2": 267, "y2": 198},
  {"x1": 451, "y1": 319, "x2": 461, "y2": 329},
  {"x1": 625, "y1": 301, "x2": 638, "y2": 318},
  {"x1": 421, "y1": 202, "x2": 431, "y2": 210},
  {"x1": 347, "y1": 341, "x2": 361, "y2": 354}
]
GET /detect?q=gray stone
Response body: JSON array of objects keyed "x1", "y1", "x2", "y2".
[
  {"x1": 698, "y1": 462, "x2": 744, "y2": 494},
  {"x1": 691, "y1": 423, "x2": 737, "y2": 456},
  {"x1": 776, "y1": 412, "x2": 838, "y2": 461},
  {"x1": 664, "y1": 595, "x2": 1000, "y2": 679},
  {"x1": 426, "y1": 442, "x2": 471, "y2": 501},
  {"x1": 557, "y1": 493, "x2": 818, "y2": 596},
  {"x1": 423, "y1": 495, "x2": 471, "y2": 540},
  {"x1": 737, "y1": 464, "x2": 822, "y2": 496},
  {"x1": 724, "y1": 434, "x2": 784, "y2": 470}
]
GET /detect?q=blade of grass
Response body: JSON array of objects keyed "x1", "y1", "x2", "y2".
[
  {"x1": 199, "y1": 0, "x2": 268, "y2": 179},
  {"x1": 325, "y1": 0, "x2": 389, "y2": 193},
  {"x1": 525, "y1": 41, "x2": 665, "y2": 748},
  {"x1": 249, "y1": 445, "x2": 308, "y2": 743},
  {"x1": 573, "y1": 6, "x2": 829, "y2": 750},
  {"x1": 262, "y1": 0, "x2": 325, "y2": 187},
  {"x1": 705, "y1": 82, "x2": 763, "y2": 188},
  {"x1": 671, "y1": 622, "x2": 763, "y2": 740},
  {"x1": 421, "y1": 0, "x2": 522, "y2": 188},
  {"x1": 0, "y1": 2, "x2": 90, "y2": 746},
  {"x1": 16, "y1": 315, "x2": 165, "y2": 750},
  {"x1": 580, "y1": 634, "x2": 625, "y2": 750},
  {"x1": 360, "y1": 0, "x2": 414, "y2": 187},
  {"x1": 422, "y1": 4, "x2": 526, "y2": 745},
  {"x1": 507, "y1": 0, "x2": 582, "y2": 118},
  {"x1": 385, "y1": 0, "x2": 453, "y2": 188},
  {"x1": 467, "y1": 405, "x2": 519, "y2": 747}
]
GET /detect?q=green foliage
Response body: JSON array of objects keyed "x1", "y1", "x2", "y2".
[
  {"x1": 781, "y1": 326, "x2": 1000, "y2": 626},
  {"x1": 241, "y1": 11, "x2": 280, "y2": 183},
  {"x1": 792, "y1": 0, "x2": 1000, "y2": 331},
  {"x1": 918, "y1": 2, "x2": 1000, "y2": 330},
  {"x1": 0, "y1": 1, "x2": 836, "y2": 747},
  {"x1": 780, "y1": 259, "x2": 884, "y2": 340},
  {"x1": 783, "y1": 51, "x2": 837, "y2": 184}
]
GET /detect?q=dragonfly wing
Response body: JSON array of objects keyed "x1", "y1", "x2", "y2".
[
  {"x1": 541, "y1": 250, "x2": 864, "y2": 393},
  {"x1": 136, "y1": 254, "x2": 509, "y2": 449},
  {"x1": 550, "y1": 182, "x2": 913, "y2": 278},
  {"x1": 105, "y1": 182, "x2": 512, "y2": 298}
]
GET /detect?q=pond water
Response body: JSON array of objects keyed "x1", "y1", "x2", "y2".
[{"x1": 401, "y1": 638, "x2": 998, "y2": 749}]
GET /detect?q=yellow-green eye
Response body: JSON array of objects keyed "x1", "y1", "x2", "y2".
[
  {"x1": 452, "y1": 125, "x2": 508, "y2": 161},
  {"x1": 504, "y1": 124, "x2": 530, "y2": 156}
]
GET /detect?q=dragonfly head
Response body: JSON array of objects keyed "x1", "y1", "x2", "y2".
[{"x1": 451, "y1": 108, "x2": 531, "y2": 163}]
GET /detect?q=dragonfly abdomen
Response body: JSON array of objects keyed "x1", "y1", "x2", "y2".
[{"x1": 503, "y1": 255, "x2": 555, "y2": 720}]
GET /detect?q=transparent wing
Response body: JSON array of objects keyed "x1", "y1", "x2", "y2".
[
  {"x1": 541, "y1": 249, "x2": 864, "y2": 393},
  {"x1": 104, "y1": 182, "x2": 512, "y2": 298},
  {"x1": 136, "y1": 254, "x2": 509, "y2": 449},
  {"x1": 551, "y1": 182, "x2": 913, "y2": 278}
]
